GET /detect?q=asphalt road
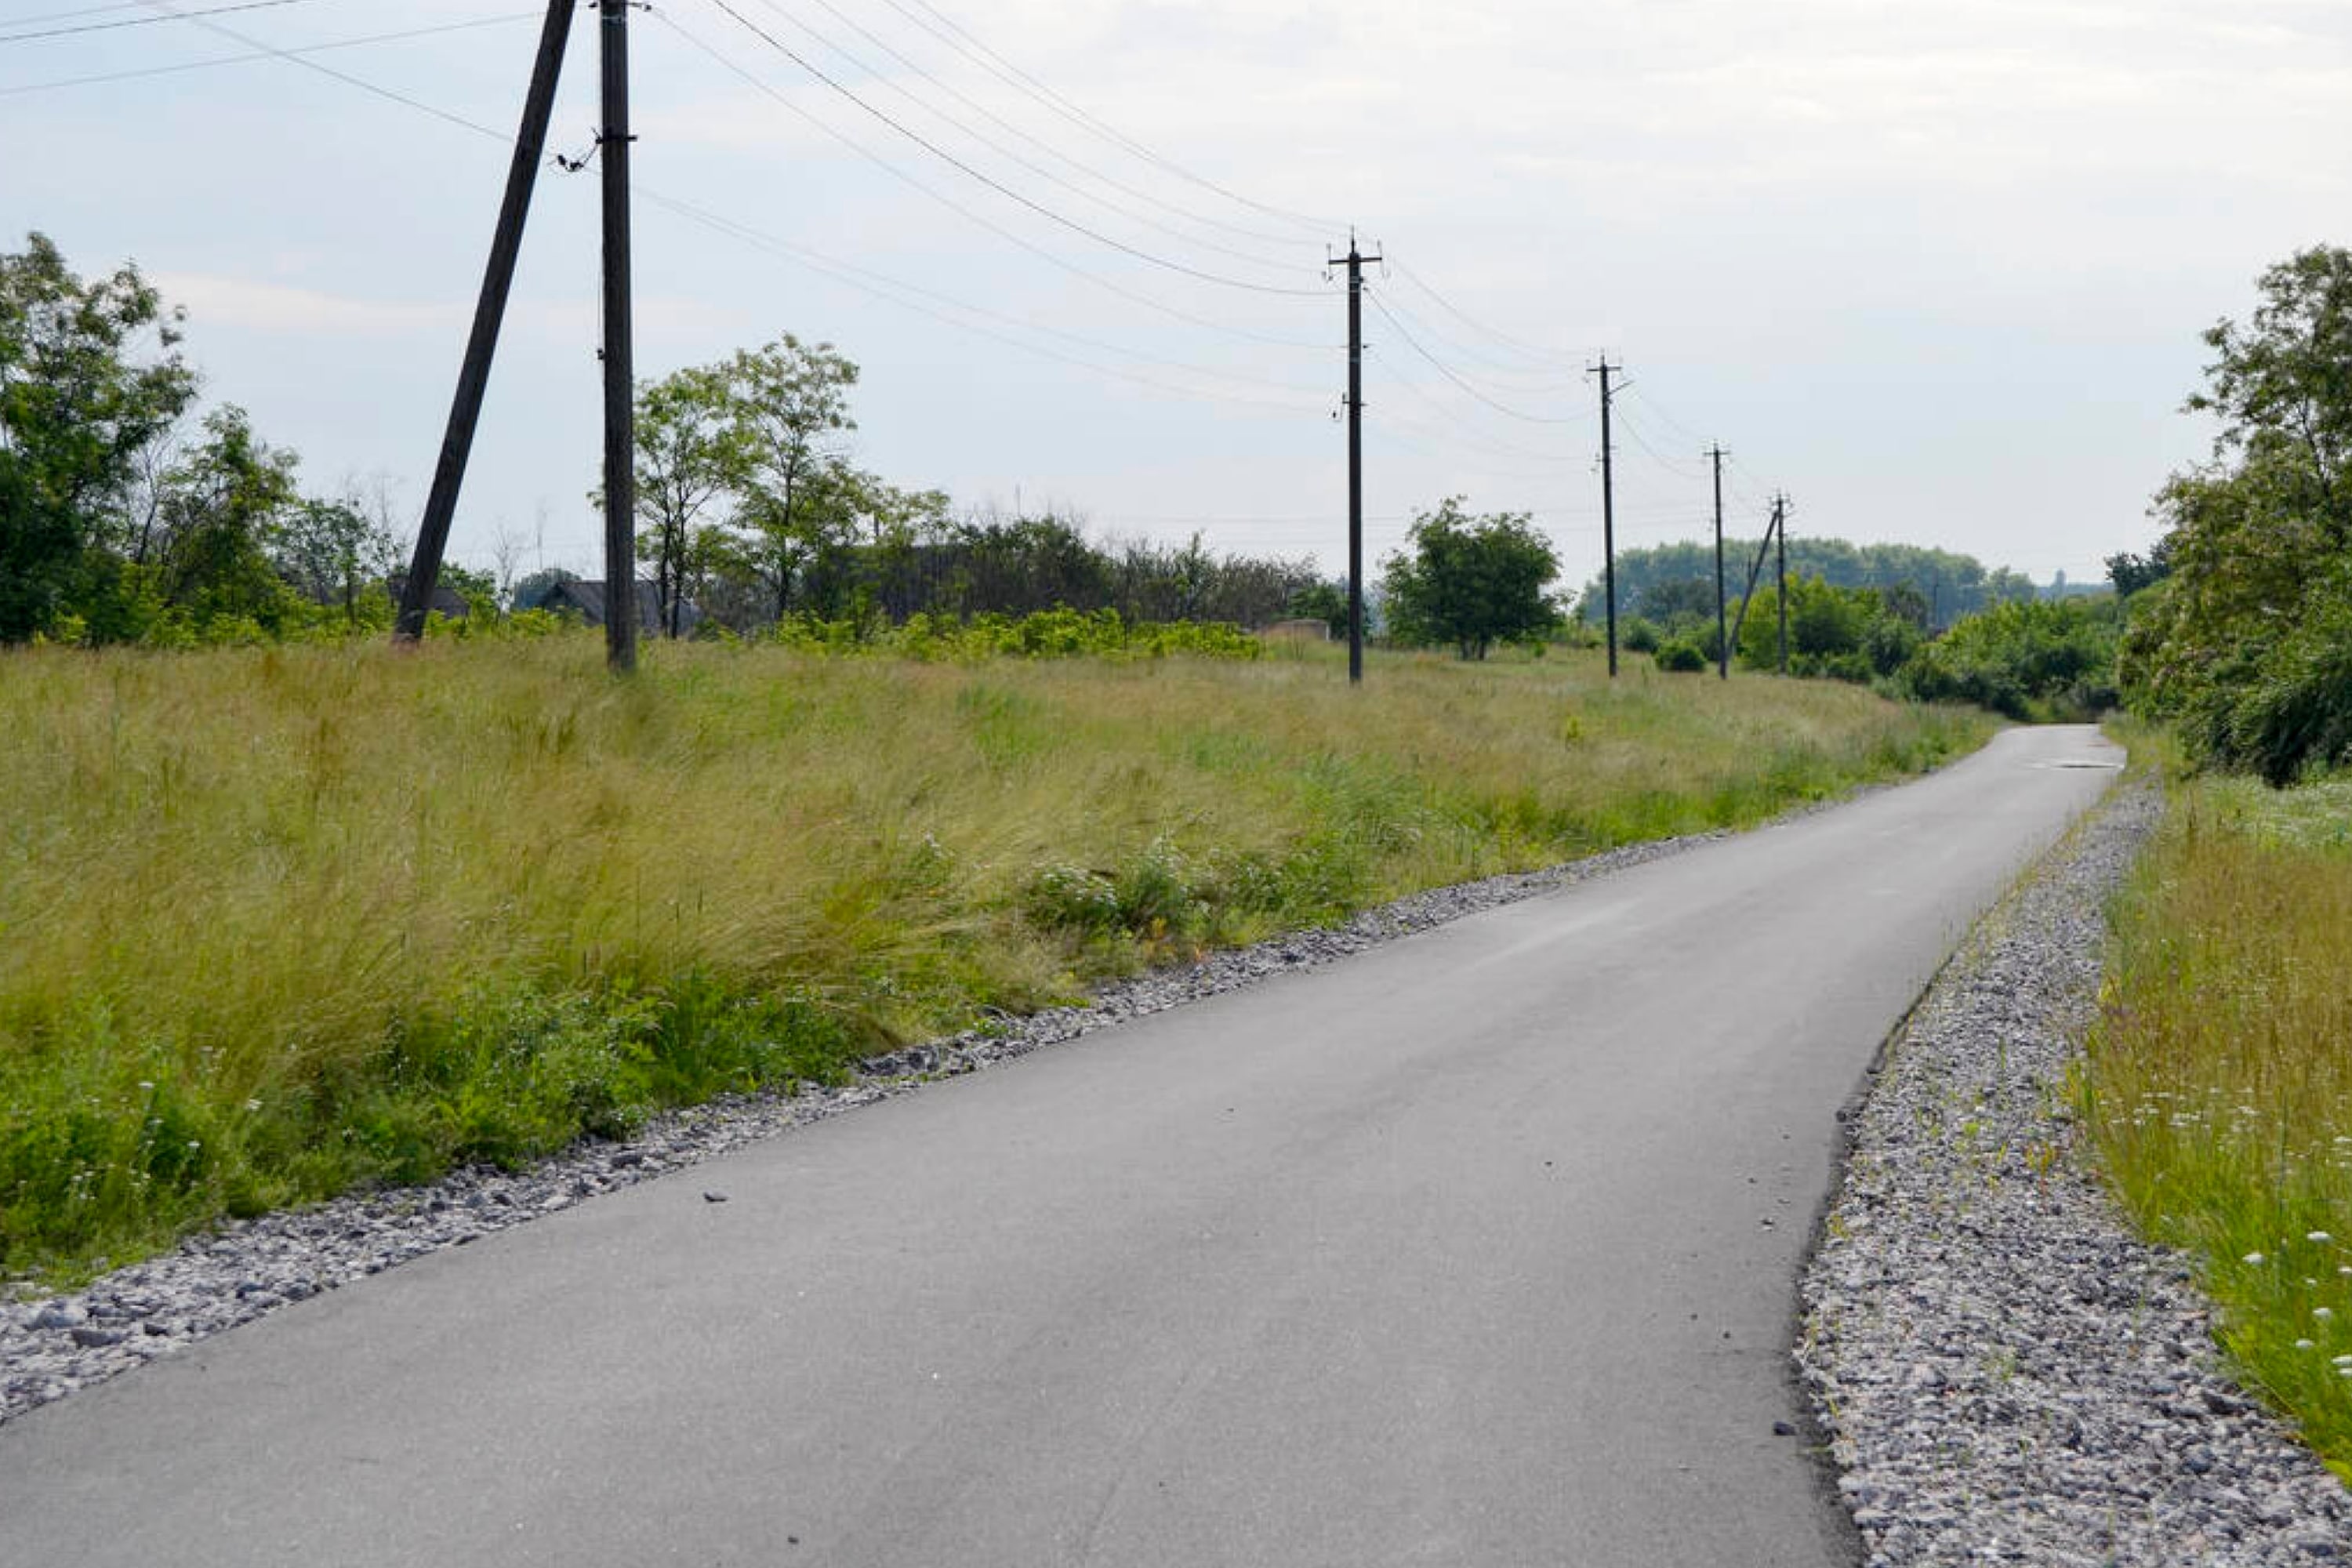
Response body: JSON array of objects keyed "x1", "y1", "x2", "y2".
[{"x1": 0, "y1": 725, "x2": 2122, "y2": 1568}]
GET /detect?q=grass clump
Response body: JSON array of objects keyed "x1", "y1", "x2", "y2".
[
  {"x1": 2083, "y1": 766, "x2": 2352, "y2": 1477},
  {"x1": 0, "y1": 634, "x2": 1989, "y2": 1284}
]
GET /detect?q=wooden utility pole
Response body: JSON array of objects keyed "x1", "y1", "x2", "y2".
[
  {"x1": 599, "y1": 0, "x2": 638, "y2": 673},
  {"x1": 1337, "y1": 235, "x2": 1381, "y2": 685},
  {"x1": 395, "y1": 0, "x2": 575, "y2": 642},
  {"x1": 1709, "y1": 445, "x2": 1728, "y2": 680},
  {"x1": 1592, "y1": 357, "x2": 1621, "y2": 677}
]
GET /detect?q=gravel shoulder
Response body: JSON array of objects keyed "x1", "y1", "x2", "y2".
[{"x1": 1798, "y1": 776, "x2": 2352, "y2": 1564}]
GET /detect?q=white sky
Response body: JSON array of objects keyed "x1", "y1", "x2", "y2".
[{"x1": 7, "y1": 0, "x2": 2349, "y2": 592}]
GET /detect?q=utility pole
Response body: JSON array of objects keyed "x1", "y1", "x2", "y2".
[
  {"x1": 1591, "y1": 357, "x2": 1621, "y2": 677},
  {"x1": 1709, "y1": 445, "x2": 1728, "y2": 680},
  {"x1": 395, "y1": 0, "x2": 575, "y2": 643},
  {"x1": 1726, "y1": 492, "x2": 1787, "y2": 667},
  {"x1": 1775, "y1": 492, "x2": 1790, "y2": 675},
  {"x1": 1336, "y1": 234, "x2": 1381, "y2": 685},
  {"x1": 598, "y1": 0, "x2": 638, "y2": 673}
]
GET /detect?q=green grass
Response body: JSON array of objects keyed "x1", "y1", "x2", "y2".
[
  {"x1": 0, "y1": 633, "x2": 1991, "y2": 1285},
  {"x1": 2084, "y1": 753, "x2": 2352, "y2": 1478}
]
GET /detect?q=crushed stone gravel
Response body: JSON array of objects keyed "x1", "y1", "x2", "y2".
[{"x1": 1798, "y1": 777, "x2": 2352, "y2": 1563}]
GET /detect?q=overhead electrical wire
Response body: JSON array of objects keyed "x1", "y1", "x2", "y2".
[
  {"x1": 760, "y1": 0, "x2": 1316, "y2": 274},
  {"x1": 45, "y1": 4, "x2": 1338, "y2": 421},
  {"x1": 0, "y1": 0, "x2": 331, "y2": 44},
  {"x1": 124, "y1": 0, "x2": 508, "y2": 139},
  {"x1": 1, "y1": 11, "x2": 535, "y2": 96},
  {"x1": 1611, "y1": 403, "x2": 1709, "y2": 481},
  {"x1": 876, "y1": 0, "x2": 1340, "y2": 240},
  {"x1": 1363, "y1": 287, "x2": 1588, "y2": 427},
  {"x1": 637, "y1": 188, "x2": 1331, "y2": 414},
  {"x1": 1384, "y1": 256, "x2": 1579, "y2": 370},
  {"x1": 653, "y1": 9, "x2": 1338, "y2": 353},
  {"x1": 701, "y1": 0, "x2": 1333, "y2": 299}
]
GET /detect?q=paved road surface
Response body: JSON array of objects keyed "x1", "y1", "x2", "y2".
[{"x1": 0, "y1": 726, "x2": 2122, "y2": 1567}]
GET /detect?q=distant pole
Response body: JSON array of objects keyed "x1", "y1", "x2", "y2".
[
  {"x1": 599, "y1": 0, "x2": 637, "y2": 673},
  {"x1": 1592, "y1": 357, "x2": 1621, "y2": 677},
  {"x1": 1709, "y1": 445, "x2": 1728, "y2": 680},
  {"x1": 1337, "y1": 234, "x2": 1381, "y2": 685},
  {"x1": 395, "y1": 0, "x2": 575, "y2": 643},
  {"x1": 1774, "y1": 493, "x2": 1789, "y2": 675}
]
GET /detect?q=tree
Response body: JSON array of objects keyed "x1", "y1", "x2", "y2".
[
  {"x1": 151, "y1": 405, "x2": 302, "y2": 630},
  {"x1": 2120, "y1": 245, "x2": 2352, "y2": 782},
  {"x1": 1379, "y1": 498, "x2": 1561, "y2": 660},
  {"x1": 0, "y1": 232, "x2": 198, "y2": 641},
  {"x1": 725, "y1": 334, "x2": 858, "y2": 621},
  {"x1": 273, "y1": 494, "x2": 401, "y2": 628},
  {"x1": 629, "y1": 363, "x2": 744, "y2": 637},
  {"x1": 2188, "y1": 245, "x2": 2352, "y2": 543}
]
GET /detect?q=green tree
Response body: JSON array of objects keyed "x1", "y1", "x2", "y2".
[
  {"x1": 2120, "y1": 245, "x2": 2352, "y2": 781},
  {"x1": 151, "y1": 405, "x2": 303, "y2": 632},
  {"x1": 0, "y1": 233, "x2": 198, "y2": 641},
  {"x1": 628, "y1": 363, "x2": 745, "y2": 637},
  {"x1": 274, "y1": 494, "x2": 400, "y2": 628},
  {"x1": 1379, "y1": 498, "x2": 1561, "y2": 660},
  {"x1": 725, "y1": 334, "x2": 858, "y2": 622}
]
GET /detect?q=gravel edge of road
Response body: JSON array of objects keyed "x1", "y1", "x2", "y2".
[
  {"x1": 1796, "y1": 775, "x2": 2352, "y2": 1565},
  {"x1": 3, "y1": 811, "x2": 1746, "y2": 1427}
]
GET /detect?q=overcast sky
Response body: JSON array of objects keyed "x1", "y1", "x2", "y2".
[{"x1": 7, "y1": 0, "x2": 2348, "y2": 594}]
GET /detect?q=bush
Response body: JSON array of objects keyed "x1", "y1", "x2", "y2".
[{"x1": 1653, "y1": 639, "x2": 1707, "y2": 673}]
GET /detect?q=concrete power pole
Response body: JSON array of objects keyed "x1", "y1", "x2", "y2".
[
  {"x1": 395, "y1": 0, "x2": 576, "y2": 643},
  {"x1": 598, "y1": 0, "x2": 638, "y2": 673},
  {"x1": 1592, "y1": 357, "x2": 1621, "y2": 677},
  {"x1": 1335, "y1": 235, "x2": 1381, "y2": 685},
  {"x1": 1710, "y1": 445, "x2": 1728, "y2": 680},
  {"x1": 1775, "y1": 493, "x2": 1790, "y2": 675}
]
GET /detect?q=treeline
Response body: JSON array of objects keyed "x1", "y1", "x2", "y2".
[
  {"x1": 0, "y1": 234, "x2": 416, "y2": 646},
  {"x1": 1589, "y1": 537, "x2": 2043, "y2": 636},
  {"x1": 0, "y1": 233, "x2": 1327, "y2": 648},
  {"x1": 1622, "y1": 567, "x2": 2121, "y2": 720}
]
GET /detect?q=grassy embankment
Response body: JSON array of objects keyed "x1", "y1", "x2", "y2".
[
  {"x1": 1, "y1": 634, "x2": 1991, "y2": 1286},
  {"x1": 2085, "y1": 745, "x2": 2352, "y2": 1478}
]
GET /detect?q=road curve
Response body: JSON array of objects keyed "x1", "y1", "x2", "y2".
[{"x1": 0, "y1": 725, "x2": 2122, "y2": 1568}]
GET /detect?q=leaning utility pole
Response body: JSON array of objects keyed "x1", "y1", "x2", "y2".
[
  {"x1": 1775, "y1": 492, "x2": 1790, "y2": 675},
  {"x1": 1336, "y1": 234, "x2": 1381, "y2": 685},
  {"x1": 1709, "y1": 445, "x2": 1728, "y2": 681},
  {"x1": 1726, "y1": 492, "x2": 1788, "y2": 666},
  {"x1": 598, "y1": 0, "x2": 638, "y2": 673},
  {"x1": 1591, "y1": 357, "x2": 1621, "y2": 677},
  {"x1": 395, "y1": 0, "x2": 575, "y2": 642}
]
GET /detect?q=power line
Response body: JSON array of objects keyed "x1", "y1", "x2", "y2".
[
  {"x1": 1612, "y1": 401, "x2": 1709, "y2": 480},
  {"x1": 652, "y1": 8, "x2": 1338, "y2": 352},
  {"x1": 877, "y1": 0, "x2": 1339, "y2": 239},
  {"x1": 1363, "y1": 288, "x2": 1587, "y2": 426},
  {"x1": 0, "y1": 0, "x2": 325, "y2": 43},
  {"x1": 124, "y1": 0, "x2": 507, "y2": 139},
  {"x1": 637, "y1": 190, "x2": 1331, "y2": 412},
  {"x1": 758, "y1": 0, "x2": 1315, "y2": 274},
  {"x1": 1, "y1": 12, "x2": 535, "y2": 97},
  {"x1": 702, "y1": 0, "x2": 1334, "y2": 299},
  {"x1": 1385, "y1": 256, "x2": 1579, "y2": 369}
]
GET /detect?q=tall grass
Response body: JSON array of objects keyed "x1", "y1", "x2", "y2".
[
  {"x1": 2085, "y1": 767, "x2": 2352, "y2": 1477},
  {"x1": 0, "y1": 634, "x2": 1990, "y2": 1283}
]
